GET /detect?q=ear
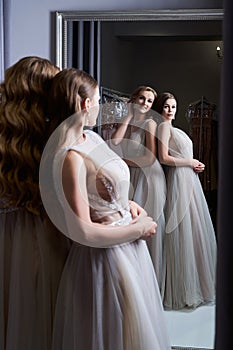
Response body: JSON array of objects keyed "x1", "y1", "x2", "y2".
[{"x1": 81, "y1": 97, "x2": 91, "y2": 110}]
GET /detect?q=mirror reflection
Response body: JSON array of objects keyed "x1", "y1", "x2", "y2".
[{"x1": 55, "y1": 9, "x2": 223, "y2": 349}]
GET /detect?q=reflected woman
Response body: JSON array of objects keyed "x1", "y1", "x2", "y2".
[
  {"x1": 111, "y1": 86, "x2": 166, "y2": 289},
  {"x1": 155, "y1": 92, "x2": 217, "y2": 310}
]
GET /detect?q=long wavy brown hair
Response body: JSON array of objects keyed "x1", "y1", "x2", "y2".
[{"x1": 0, "y1": 56, "x2": 60, "y2": 214}]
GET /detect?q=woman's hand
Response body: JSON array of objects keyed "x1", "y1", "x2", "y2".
[
  {"x1": 131, "y1": 209, "x2": 157, "y2": 240},
  {"x1": 127, "y1": 103, "x2": 134, "y2": 121},
  {"x1": 139, "y1": 215, "x2": 157, "y2": 240},
  {"x1": 191, "y1": 159, "x2": 205, "y2": 172},
  {"x1": 193, "y1": 161, "x2": 205, "y2": 173},
  {"x1": 129, "y1": 200, "x2": 145, "y2": 219}
]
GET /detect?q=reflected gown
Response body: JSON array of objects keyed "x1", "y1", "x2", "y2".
[
  {"x1": 0, "y1": 204, "x2": 71, "y2": 350},
  {"x1": 50, "y1": 130, "x2": 171, "y2": 350},
  {"x1": 121, "y1": 119, "x2": 166, "y2": 289},
  {"x1": 158, "y1": 122, "x2": 217, "y2": 310}
]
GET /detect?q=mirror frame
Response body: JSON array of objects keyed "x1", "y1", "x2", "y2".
[
  {"x1": 54, "y1": 8, "x2": 224, "y2": 350},
  {"x1": 55, "y1": 9, "x2": 224, "y2": 69}
]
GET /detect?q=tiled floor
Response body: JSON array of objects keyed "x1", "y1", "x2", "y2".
[{"x1": 164, "y1": 304, "x2": 216, "y2": 349}]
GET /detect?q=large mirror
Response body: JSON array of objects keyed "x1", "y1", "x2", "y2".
[{"x1": 55, "y1": 9, "x2": 223, "y2": 350}]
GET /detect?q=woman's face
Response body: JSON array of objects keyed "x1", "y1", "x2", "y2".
[
  {"x1": 133, "y1": 90, "x2": 155, "y2": 114},
  {"x1": 87, "y1": 87, "x2": 101, "y2": 126},
  {"x1": 161, "y1": 98, "x2": 177, "y2": 121}
]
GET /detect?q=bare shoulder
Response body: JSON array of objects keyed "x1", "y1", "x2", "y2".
[
  {"x1": 65, "y1": 149, "x2": 84, "y2": 163},
  {"x1": 65, "y1": 149, "x2": 96, "y2": 174},
  {"x1": 158, "y1": 122, "x2": 170, "y2": 132},
  {"x1": 145, "y1": 118, "x2": 157, "y2": 131},
  {"x1": 157, "y1": 122, "x2": 171, "y2": 142}
]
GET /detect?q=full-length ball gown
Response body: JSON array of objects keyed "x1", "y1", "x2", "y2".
[
  {"x1": 158, "y1": 122, "x2": 217, "y2": 310},
  {"x1": 42, "y1": 129, "x2": 171, "y2": 350},
  {"x1": 0, "y1": 202, "x2": 71, "y2": 350},
  {"x1": 121, "y1": 119, "x2": 166, "y2": 289}
]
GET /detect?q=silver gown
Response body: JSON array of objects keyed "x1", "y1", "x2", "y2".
[
  {"x1": 0, "y1": 203, "x2": 71, "y2": 350},
  {"x1": 158, "y1": 122, "x2": 217, "y2": 310}
]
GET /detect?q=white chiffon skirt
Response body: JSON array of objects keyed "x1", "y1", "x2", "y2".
[
  {"x1": 52, "y1": 240, "x2": 171, "y2": 350},
  {"x1": 129, "y1": 160, "x2": 166, "y2": 290},
  {"x1": 161, "y1": 167, "x2": 217, "y2": 310}
]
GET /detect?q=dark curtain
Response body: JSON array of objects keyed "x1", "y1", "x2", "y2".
[
  {"x1": 0, "y1": 0, "x2": 10, "y2": 82},
  {"x1": 67, "y1": 20, "x2": 101, "y2": 83},
  {"x1": 215, "y1": 0, "x2": 233, "y2": 348}
]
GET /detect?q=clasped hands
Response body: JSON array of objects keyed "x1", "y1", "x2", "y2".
[
  {"x1": 192, "y1": 159, "x2": 205, "y2": 173},
  {"x1": 129, "y1": 200, "x2": 157, "y2": 240}
]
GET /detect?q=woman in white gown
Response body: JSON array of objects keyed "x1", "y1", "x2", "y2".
[
  {"x1": 155, "y1": 92, "x2": 217, "y2": 310},
  {"x1": 111, "y1": 86, "x2": 166, "y2": 288},
  {"x1": 39, "y1": 70, "x2": 171, "y2": 350}
]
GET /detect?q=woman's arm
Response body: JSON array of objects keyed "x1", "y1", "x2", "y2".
[
  {"x1": 111, "y1": 106, "x2": 133, "y2": 146},
  {"x1": 158, "y1": 122, "x2": 201, "y2": 168},
  {"x1": 61, "y1": 151, "x2": 156, "y2": 247},
  {"x1": 124, "y1": 119, "x2": 156, "y2": 168}
]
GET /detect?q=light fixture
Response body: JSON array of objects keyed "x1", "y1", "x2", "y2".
[{"x1": 216, "y1": 45, "x2": 223, "y2": 59}]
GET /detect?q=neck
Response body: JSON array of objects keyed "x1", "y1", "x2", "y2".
[
  {"x1": 163, "y1": 117, "x2": 172, "y2": 124},
  {"x1": 63, "y1": 127, "x2": 85, "y2": 148},
  {"x1": 133, "y1": 111, "x2": 147, "y2": 122}
]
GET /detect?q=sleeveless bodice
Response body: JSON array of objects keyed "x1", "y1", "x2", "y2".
[
  {"x1": 67, "y1": 130, "x2": 131, "y2": 225},
  {"x1": 166, "y1": 123, "x2": 193, "y2": 159},
  {"x1": 123, "y1": 119, "x2": 149, "y2": 157}
]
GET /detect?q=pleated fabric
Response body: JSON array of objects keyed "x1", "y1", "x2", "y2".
[
  {"x1": 159, "y1": 123, "x2": 217, "y2": 310},
  {"x1": 48, "y1": 129, "x2": 171, "y2": 350},
  {"x1": 0, "y1": 207, "x2": 71, "y2": 350},
  {"x1": 52, "y1": 239, "x2": 171, "y2": 350},
  {"x1": 121, "y1": 119, "x2": 167, "y2": 289}
]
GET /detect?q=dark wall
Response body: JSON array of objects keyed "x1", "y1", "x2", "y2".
[
  {"x1": 101, "y1": 19, "x2": 221, "y2": 230},
  {"x1": 101, "y1": 22, "x2": 222, "y2": 132}
]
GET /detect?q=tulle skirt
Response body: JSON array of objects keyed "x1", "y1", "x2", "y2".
[
  {"x1": 0, "y1": 208, "x2": 71, "y2": 350},
  {"x1": 161, "y1": 167, "x2": 217, "y2": 309},
  {"x1": 129, "y1": 160, "x2": 166, "y2": 290},
  {"x1": 52, "y1": 240, "x2": 171, "y2": 350}
]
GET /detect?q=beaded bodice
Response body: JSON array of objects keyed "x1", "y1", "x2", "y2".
[{"x1": 68, "y1": 130, "x2": 131, "y2": 225}]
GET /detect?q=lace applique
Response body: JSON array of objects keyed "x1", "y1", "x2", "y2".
[
  {"x1": 88, "y1": 193, "x2": 119, "y2": 211},
  {"x1": 97, "y1": 175, "x2": 117, "y2": 202},
  {"x1": 88, "y1": 193, "x2": 128, "y2": 220},
  {"x1": 0, "y1": 198, "x2": 20, "y2": 213},
  {"x1": 0, "y1": 206, "x2": 20, "y2": 213}
]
